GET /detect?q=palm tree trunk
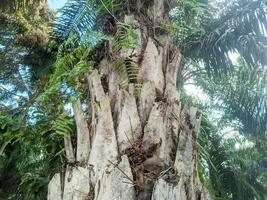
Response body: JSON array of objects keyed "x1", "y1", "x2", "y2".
[{"x1": 48, "y1": 0, "x2": 211, "y2": 199}]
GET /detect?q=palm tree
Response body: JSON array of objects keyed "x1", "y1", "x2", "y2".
[
  {"x1": 195, "y1": 56, "x2": 267, "y2": 199},
  {"x1": 198, "y1": 114, "x2": 267, "y2": 200},
  {"x1": 196, "y1": 58, "x2": 267, "y2": 135},
  {"x1": 46, "y1": 0, "x2": 267, "y2": 199},
  {"x1": 0, "y1": 0, "x2": 264, "y2": 199}
]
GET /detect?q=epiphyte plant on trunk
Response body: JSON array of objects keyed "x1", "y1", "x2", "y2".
[{"x1": 45, "y1": 0, "x2": 267, "y2": 200}]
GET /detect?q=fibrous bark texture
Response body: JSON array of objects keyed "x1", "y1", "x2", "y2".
[{"x1": 48, "y1": 1, "x2": 211, "y2": 199}]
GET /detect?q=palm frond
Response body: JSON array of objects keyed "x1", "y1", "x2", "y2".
[
  {"x1": 54, "y1": 0, "x2": 116, "y2": 40},
  {"x1": 196, "y1": 58, "x2": 267, "y2": 135},
  {"x1": 183, "y1": 0, "x2": 267, "y2": 75},
  {"x1": 54, "y1": 0, "x2": 96, "y2": 39},
  {"x1": 198, "y1": 115, "x2": 267, "y2": 200}
]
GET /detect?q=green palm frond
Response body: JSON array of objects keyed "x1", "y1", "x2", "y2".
[
  {"x1": 198, "y1": 116, "x2": 267, "y2": 200},
  {"x1": 197, "y1": 58, "x2": 267, "y2": 135},
  {"x1": 54, "y1": 0, "x2": 96, "y2": 39},
  {"x1": 39, "y1": 36, "x2": 94, "y2": 102},
  {"x1": 54, "y1": 0, "x2": 116, "y2": 40},
  {"x1": 182, "y1": 0, "x2": 267, "y2": 75}
]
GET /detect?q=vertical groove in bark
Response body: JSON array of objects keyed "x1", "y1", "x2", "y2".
[
  {"x1": 108, "y1": 71, "x2": 119, "y2": 113},
  {"x1": 47, "y1": 1, "x2": 211, "y2": 199}
]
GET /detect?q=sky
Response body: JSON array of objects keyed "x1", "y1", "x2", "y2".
[{"x1": 48, "y1": 0, "x2": 67, "y2": 10}]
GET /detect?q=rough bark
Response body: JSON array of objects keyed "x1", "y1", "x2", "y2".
[
  {"x1": 48, "y1": 1, "x2": 211, "y2": 199},
  {"x1": 73, "y1": 99, "x2": 91, "y2": 164}
]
